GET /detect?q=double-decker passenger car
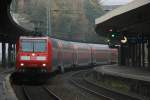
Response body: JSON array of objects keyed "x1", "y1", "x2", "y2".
[{"x1": 15, "y1": 36, "x2": 118, "y2": 78}]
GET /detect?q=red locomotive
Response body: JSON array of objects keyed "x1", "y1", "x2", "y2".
[
  {"x1": 16, "y1": 36, "x2": 52, "y2": 74},
  {"x1": 15, "y1": 36, "x2": 118, "y2": 78}
]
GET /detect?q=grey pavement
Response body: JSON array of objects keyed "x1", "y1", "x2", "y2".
[
  {"x1": 0, "y1": 67, "x2": 17, "y2": 100},
  {"x1": 0, "y1": 71, "x2": 7, "y2": 100}
]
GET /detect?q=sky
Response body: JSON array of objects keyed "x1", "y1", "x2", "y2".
[{"x1": 99, "y1": 0, "x2": 135, "y2": 5}]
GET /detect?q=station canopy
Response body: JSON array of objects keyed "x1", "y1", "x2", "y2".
[
  {"x1": 95, "y1": 0, "x2": 150, "y2": 37},
  {"x1": 0, "y1": 0, "x2": 31, "y2": 43}
]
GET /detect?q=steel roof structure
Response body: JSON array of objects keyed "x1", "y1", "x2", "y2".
[
  {"x1": 95, "y1": 0, "x2": 150, "y2": 37},
  {"x1": 0, "y1": 0, "x2": 31, "y2": 43}
]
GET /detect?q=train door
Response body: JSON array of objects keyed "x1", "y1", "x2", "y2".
[
  {"x1": 51, "y1": 39, "x2": 59, "y2": 71},
  {"x1": 61, "y1": 41, "x2": 74, "y2": 68},
  {"x1": 87, "y1": 45, "x2": 92, "y2": 65},
  {"x1": 76, "y1": 43, "x2": 90, "y2": 66},
  {"x1": 70, "y1": 43, "x2": 74, "y2": 66},
  {"x1": 57, "y1": 40, "x2": 64, "y2": 72},
  {"x1": 94, "y1": 45, "x2": 109, "y2": 65},
  {"x1": 73, "y1": 45, "x2": 78, "y2": 67},
  {"x1": 92, "y1": 46, "x2": 96, "y2": 65},
  {"x1": 76, "y1": 44, "x2": 83, "y2": 66},
  {"x1": 75, "y1": 44, "x2": 79, "y2": 66},
  {"x1": 88, "y1": 45, "x2": 94, "y2": 65},
  {"x1": 89, "y1": 44, "x2": 95, "y2": 65}
]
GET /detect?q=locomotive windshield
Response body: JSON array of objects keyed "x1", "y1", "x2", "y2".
[
  {"x1": 21, "y1": 40, "x2": 33, "y2": 52},
  {"x1": 21, "y1": 39, "x2": 46, "y2": 52},
  {"x1": 34, "y1": 40, "x2": 46, "y2": 52}
]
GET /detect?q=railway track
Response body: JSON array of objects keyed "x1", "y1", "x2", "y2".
[
  {"x1": 18, "y1": 85, "x2": 62, "y2": 100},
  {"x1": 70, "y1": 70, "x2": 141, "y2": 100},
  {"x1": 12, "y1": 69, "x2": 143, "y2": 100},
  {"x1": 70, "y1": 70, "x2": 113, "y2": 100}
]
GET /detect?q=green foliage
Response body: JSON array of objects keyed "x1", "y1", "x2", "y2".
[
  {"x1": 12, "y1": 0, "x2": 106, "y2": 44},
  {"x1": 83, "y1": 0, "x2": 104, "y2": 25}
]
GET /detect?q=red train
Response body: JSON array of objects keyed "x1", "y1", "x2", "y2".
[{"x1": 16, "y1": 36, "x2": 118, "y2": 76}]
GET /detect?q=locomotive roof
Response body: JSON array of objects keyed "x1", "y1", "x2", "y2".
[{"x1": 20, "y1": 36, "x2": 49, "y2": 40}]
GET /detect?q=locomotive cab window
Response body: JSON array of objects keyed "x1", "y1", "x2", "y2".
[
  {"x1": 34, "y1": 40, "x2": 47, "y2": 52},
  {"x1": 20, "y1": 39, "x2": 47, "y2": 52},
  {"x1": 21, "y1": 40, "x2": 33, "y2": 52}
]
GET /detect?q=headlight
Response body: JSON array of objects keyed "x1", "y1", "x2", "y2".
[
  {"x1": 20, "y1": 63, "x2": 24, "y2": 66},
  {"x1": 42, "y1": 64, "x2": 46, "y2": 67}
]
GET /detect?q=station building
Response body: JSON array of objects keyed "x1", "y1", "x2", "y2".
[{"x1": 95, "y1": 0, "x2": 150, "y2": 69}]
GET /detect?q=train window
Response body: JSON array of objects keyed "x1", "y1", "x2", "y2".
[
  {"x1": 21, "y1": 40, "x2": 33, "y2": 52},
  {"x1": 34, "y1": 40, "x2": 46, "y2": 52}
]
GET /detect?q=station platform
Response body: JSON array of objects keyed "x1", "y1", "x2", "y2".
[
  {"x1": 0, "y1": 67, "x2": 17, "y2": 100},
  {"x1": 94, "y1": 65, "x2": 150, "y2": 83}
]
